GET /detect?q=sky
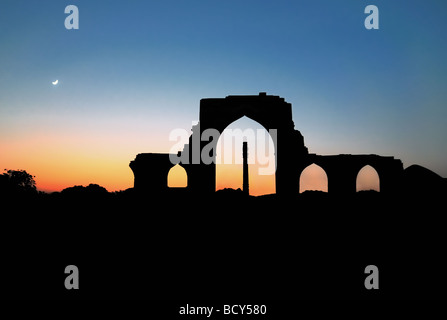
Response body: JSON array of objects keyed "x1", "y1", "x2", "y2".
[{"x1": 1, "y1": 0, "x2": 446, "y2": 195}]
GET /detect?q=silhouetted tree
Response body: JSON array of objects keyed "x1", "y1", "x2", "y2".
[
  {"x1": 0, "y1": 169, "x2": 37, "y2": 194},
  {"x1": 61, "y1": 183, "x2": 109, "y2": 198},
  {"x1": 84, "y1": 183, "x2": 108, "y2": 194}
]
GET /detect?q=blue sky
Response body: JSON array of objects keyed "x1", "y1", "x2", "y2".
[{"x1": 1, "y1": 0, "x2": 446, "y2": 190}]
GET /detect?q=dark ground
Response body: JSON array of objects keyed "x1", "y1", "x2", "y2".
[{"x1": 1, "y1": 188, "x2": 446, "y2": 301}]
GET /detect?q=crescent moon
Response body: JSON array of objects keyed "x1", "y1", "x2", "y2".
[{"x1": 52, "y1": 80, "x2": 59, "y2": 85}]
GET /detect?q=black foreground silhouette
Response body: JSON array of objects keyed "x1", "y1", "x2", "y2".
[{"x1": 1, "y1": 94, "x2": 447, "y2": 300}]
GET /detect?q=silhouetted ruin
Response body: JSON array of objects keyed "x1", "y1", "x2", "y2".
[
  {"x1": 4, "y1": 93, "x2": 447, "y2": 300},
  {"x1": 130, "y1": 93, "x2": 412, "y2": 195}
]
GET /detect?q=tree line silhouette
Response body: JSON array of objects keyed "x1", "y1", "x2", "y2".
[
  {"x1": 2, "y1": 164, "x2": 445, "y2": 200},
  {"x1": 0, "y1": 168, "x2": 129, "y2": 198},
  {"x1": 1, "y1": 166, "x2": 447, "y2": 300},
  {"x1": 0, "y1": 169, "x2": 37, "y2": 194}
]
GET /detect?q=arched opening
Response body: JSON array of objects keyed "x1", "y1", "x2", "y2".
[
  {"x1": 356, "y1": 165, "x2": 380, "y2": 192},
  {"x1": 299, "y1": 164, "x2": 328, "y2": 193},
  {"x1": 167, "y1": 164, "x2": 187, "y2": 188},
  {"x1": 215, "y1": 116, "x2": 276, "y2": 196}
]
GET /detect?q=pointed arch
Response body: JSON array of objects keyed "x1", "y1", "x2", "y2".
[
  {"x1": 168, "y1": 164, "x2": 188, "y2": 188},
  {"x1": 299, "y1": 163, "x2": 328, "y2": 193},
  {"x1": 356, "y1": 165, "x2": 380, "y2": 192},
  {"x1": 215, "y1": 116, "x2": 276, "y2": 196}
]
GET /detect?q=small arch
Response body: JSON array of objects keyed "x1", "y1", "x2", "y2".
[
  {"x1": 167, "y1": 164, "x2": 187, "y2": 188},
  {"x1": 356, "y1": 165, "x2": 380, "y2": 192},
  {"x1": 300, "y1": 164, "x2": 328, "y2": 193}
]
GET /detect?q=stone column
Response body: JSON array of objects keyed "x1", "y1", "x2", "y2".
[{"x1": 243, "y1": 141, "x2": 249, "y2": 195}]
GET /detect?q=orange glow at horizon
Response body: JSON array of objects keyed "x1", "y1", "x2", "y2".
[
  {"x1": 168, "y1": 164, "x2": 187, "y2": 188},
  {"x1": 0, "y1": 128, "x2": 170, "y2": 193},
  {"x1": 216, "y1": 163, "x2": 276, "y2": 196},
  {"x1": 1, "y1": 121, "x2": 383, "y2": 195}
]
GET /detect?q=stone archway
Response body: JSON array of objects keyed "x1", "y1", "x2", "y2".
[
  {"x1": 179, "y1": 93, "x2": 309, "y2": 195},
  {"x1": 130, "y1": 93, "x2": 405, "y2": 196}
]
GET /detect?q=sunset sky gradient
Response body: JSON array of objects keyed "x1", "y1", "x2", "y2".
[{"x1": 1, "y1": 0, "x2": 446, "y2": 195}]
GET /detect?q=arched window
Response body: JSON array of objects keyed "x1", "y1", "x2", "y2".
[
  {"x1": 215, "y1": 116, "x2": 276, "y2": 196},
  {"x1": 167, "y1": 164, "x2": 187, "y2": 188},
  {"x1": 299, "y1": 164, "x2": 328, "y2": 193},
  {"x1": 356, "y1": 165, "x2": 380, "y2": 192}
]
